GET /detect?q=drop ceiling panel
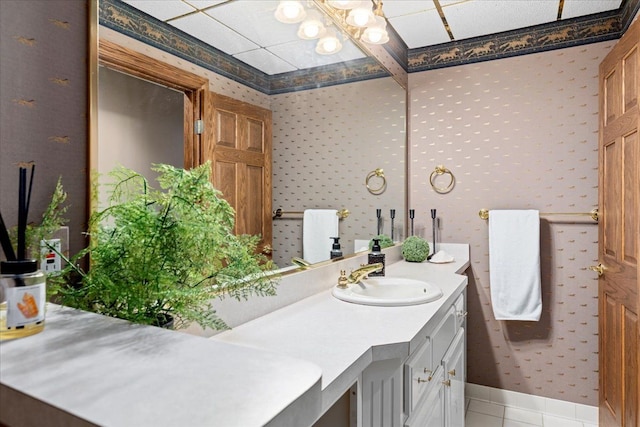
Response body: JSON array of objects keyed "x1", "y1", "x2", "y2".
[
  {"x1": 170, "y1": 12, "x2": 259, "y2": 55},
  {"x1": 122, "y1": 0, "x2": 196, "y2": 21},
  {"x1": 235, "y1": 48, "x2": 297, "y2": 75},
  {"x1": 204, "y1": 0, "x2": 300, "y2": 47},
  {"x1": 443, "y1": 0, "x2": 558, "y2": 41},
  {"x1": 184, "y1": 0, "x2": 228, "y2": 9},
  {"x1": 562, "y1": 0, "x2": 622, "y2": 19},
  {"x1": 388, "y1": 9, "x2": 451, "y2": 48},
  {"x1": 268, "y1": 38, "x2": 366, "y2": 69},
  {"x1": 382, "y1": 0, "x2": 438, "y2": 17}
]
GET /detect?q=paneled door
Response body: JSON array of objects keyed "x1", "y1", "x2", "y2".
[
  {"x1": 204, "y1": 92, "x2": 273, "y2": 256},
  {"x1": 597, "y1": 17, "x2": 639, "y2": 427}
]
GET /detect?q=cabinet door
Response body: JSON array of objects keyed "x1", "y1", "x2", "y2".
[
  {"x1": 404, "y1": 337, "x2": 433, "y2": 415},
  {"x1": 404, "y1": 366, "x2": 445, "y2": 427},
  {"x1": 431, "y1": 307, "x2": 457, "y2": 370},
  {"x1": 442, "y1": 329, "x2": 465, "y2": 427}
]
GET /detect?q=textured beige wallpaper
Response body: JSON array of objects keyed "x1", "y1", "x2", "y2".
[
  {"x1": 408, "y1": 41, "x2": 614, "y2": 405},
  {"x1": 0, "y1": 1, "x2": 88, "y2": 257}
]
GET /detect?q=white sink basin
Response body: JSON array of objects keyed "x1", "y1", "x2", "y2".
[{"x1": 332, "y1": 277, "x2": 443, "y2": 306}]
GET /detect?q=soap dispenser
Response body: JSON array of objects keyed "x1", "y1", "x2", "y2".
[
  {"x1": 330, "y1": 237, "x2": 343, "y2": 259},
  {"x1": 368, "y1": 238, "x2": 385, "y2": 276}
]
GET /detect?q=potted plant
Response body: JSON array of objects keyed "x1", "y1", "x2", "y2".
[
  {"x1": 401, "y1": 236, "x2": 430, "y2": 262},
  {"x1": 53, "y1": 162, "x2": 278, "y2": 330}
]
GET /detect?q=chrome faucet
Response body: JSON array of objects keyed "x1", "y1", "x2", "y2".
[{"x1": 337, "y1": 263, "x2": 383, "y2": 288}]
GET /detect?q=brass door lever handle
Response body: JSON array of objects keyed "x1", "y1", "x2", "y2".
[{"x1": 589, "y1": 264, "x2": 606, "y2": 277}]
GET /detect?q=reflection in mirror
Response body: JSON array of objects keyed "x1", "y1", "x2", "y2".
[
  {"x1": 98, "y1": 66, "x2": 184, "y2": 206},
  {"x1": 94, "y1": 0, "x2": 407, "y2": 270},
  {"x1": 271, "y1": 76, "x2": 405, "y2": 266}
]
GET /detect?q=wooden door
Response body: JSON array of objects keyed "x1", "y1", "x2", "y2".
[
  {"x1": 204, "y1": 92, "x2": 272, "y2": 255},
  {"x1": 598, "y1": 17, "x2": 639, "y2": 427}
]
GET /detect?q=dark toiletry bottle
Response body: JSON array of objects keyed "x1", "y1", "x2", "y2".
[
  {"x1": 330, "y1": 237, "x2": 343, "y2": 259},
  {"x1": 368, "y1": 238, "x2": 385, "y2": 277}
]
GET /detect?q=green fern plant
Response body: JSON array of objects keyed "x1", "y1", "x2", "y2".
[{"x1": 57, "y1": 162, "x2": 278, "y2": 330}]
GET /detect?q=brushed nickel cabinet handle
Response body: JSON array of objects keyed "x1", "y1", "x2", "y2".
[
  {"x1": 442, "y1": 379, "x2": 451, "y2": 386},
  {"x1": 448, "y1": 369, "x2": 456, "y2": 377}
]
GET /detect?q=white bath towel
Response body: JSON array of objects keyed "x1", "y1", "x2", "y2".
[
  {"x1": 489, "y1": 210, "x2": 542, "y2": 321},
  {"x1": 303, "y1": 209, "x2": 339, "y2": 264}
]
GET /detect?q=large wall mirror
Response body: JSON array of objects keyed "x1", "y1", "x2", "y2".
[{"x1": 92, "y1": 0, "x2": 407, "y2": 270}]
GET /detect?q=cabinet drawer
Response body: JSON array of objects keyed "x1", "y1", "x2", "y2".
[{"x1": 404, "y1": 337, "x2": 433, "y2": 413}]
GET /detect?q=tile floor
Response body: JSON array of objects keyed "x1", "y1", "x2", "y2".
[
  {"x1": 465, "y1": 398, "x2": 598, "y2": 427},
  {"x1": 464, "y1": 384, "x2": 598, "y2": 427}
]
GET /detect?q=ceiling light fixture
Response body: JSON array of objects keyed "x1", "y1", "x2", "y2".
[
  {"x1": 297, "y1": 9, "x2": 327, "y2": 40},
  {"x1": 317, "y1": 0, "x2": 389, "y2": 45},
  {"x1": 275, "y1": 0, "x2": 388, "y2": 56},
  {"x1": 360, "y1": 14, "x2": 389, "y2": 44},
  {"x1": 275, "y1": 1, "x2": 307, "y2": 24},
  {"x1": 345, "y1": 1, "x2": 375, "y2": 27},
  {"x1": 326, "y1": 0, "x2": 361, "y2": 9},
  {"x1": 315, "y1": 28, "x2": 343, "y2": 54}
]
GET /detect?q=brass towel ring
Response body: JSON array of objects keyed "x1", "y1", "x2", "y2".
[
  {"x1": 430, "y1": 165, "x2": 455, "y2": 194},
  {"x1": 366, "y1": 168, "x2": 387, "y2": 195}
]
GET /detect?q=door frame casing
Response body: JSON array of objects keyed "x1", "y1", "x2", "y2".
[{"x1": 92, "y1": 40, "x2": 209, "y2": 211}]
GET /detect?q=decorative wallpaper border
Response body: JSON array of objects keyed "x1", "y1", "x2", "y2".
[
  {"x1": 101, "y1": 0, "x2": 638, "y2": 93},
  {"x1": 407, "y1": 11, "x2": 623, "y2": 72}
]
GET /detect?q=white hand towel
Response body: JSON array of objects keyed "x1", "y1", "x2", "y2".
[
  {"x1": 489, "y1": 210, "x2": 542, "y2": 321},
  {"x1": 303, "y1": 209, "x2": 339, "y2": 264}
]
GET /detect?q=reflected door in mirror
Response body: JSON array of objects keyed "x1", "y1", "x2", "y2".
[{"x1": 204, "y1": 92, "x2": 273, "y2": 256}]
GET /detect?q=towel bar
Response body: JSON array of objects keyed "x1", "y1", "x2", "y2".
[
  {"x1": 479, "y1": 208, "x2": 599, "y2": 222},
  {"x1": 273, "y1": 208, "x2": 350, "y2": 220}
]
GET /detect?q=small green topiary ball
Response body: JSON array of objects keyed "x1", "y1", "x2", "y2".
[
  {"x1": 402, "y1": 236, "x2": 430, "y2": 262},
  {"x1": 369, "y1": 234, "x2": 394, "y2": 250}
]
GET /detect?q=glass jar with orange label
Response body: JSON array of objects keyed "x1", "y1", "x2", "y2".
[{"x1": 0, "y1": 260, "x2": 46, "y2": 340}]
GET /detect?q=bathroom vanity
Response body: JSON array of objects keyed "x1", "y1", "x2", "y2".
[
  {"x1": 213, "y1": 243, "x2": 469, "y2": 426},
  {"x1": 0, "y1": 244, "x2": 468, "y2": 427}
]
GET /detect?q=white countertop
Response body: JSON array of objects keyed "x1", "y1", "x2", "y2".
[
  {"x1": 0, "y1": 306, "x2": 322, "y2": 427},
  {"x1": 213, "y1": 244, "x2": 470, "y2": 415},
  {"x1": 0, "y1": 244, "x2": 469, "y2": 427}
]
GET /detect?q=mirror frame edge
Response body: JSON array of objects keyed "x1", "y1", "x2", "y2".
[{"x1": 89, "y1": 0, "x2": 99, "y2": 216}]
